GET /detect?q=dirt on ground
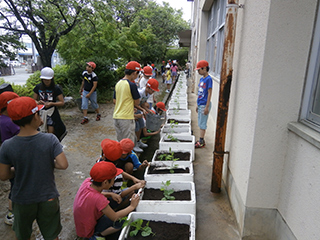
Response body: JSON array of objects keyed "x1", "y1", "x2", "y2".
[{"x1": 0, "y1": 78, "x2": 167, "y2": 240}]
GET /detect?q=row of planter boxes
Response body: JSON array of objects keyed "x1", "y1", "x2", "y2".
[{"x1": 119, "y1": 73, "x2": 196, "y2": 239}]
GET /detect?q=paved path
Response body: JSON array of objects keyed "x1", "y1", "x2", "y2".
[{"x1": 1, "y1": 67, "x2": 32, "y2": 85}]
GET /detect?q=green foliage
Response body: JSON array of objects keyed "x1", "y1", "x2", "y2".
[
  {"x1": 165, "y1": 48, "x2": 189, "y2": 67},
  {"x1": 160, "y1": 180, "x2": 175, "y2": 201},
  {"x1": 122, "y1": 217, "x2": 155, "y2": 237},
  {"x1": 0, "y1": 33, "x2": 26, "y2": 66}
]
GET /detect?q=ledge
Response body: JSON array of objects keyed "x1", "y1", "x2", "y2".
[{"x1": 287, "y1": 122, "x2": 320, "y2": 150}]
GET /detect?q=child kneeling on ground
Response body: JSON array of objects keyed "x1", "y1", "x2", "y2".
[{"x1": 73, "y1": 161, "x2": 140, "y2": 239}]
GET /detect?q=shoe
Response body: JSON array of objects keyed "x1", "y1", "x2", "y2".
[
  {"x1": 59, "y1": 130, "x2": 68, "y2": 142},
  {"x1": 4, "y1": 211, "x2": 14, "y2": 225},
  {"x1": 195, "y1": 140, "x2": 206, "y2": 148},
  {"x1": 81, "y1": 118, "x2": 89, "y2": 124},
  {"x1": 89, "y1": 235, "x2": 105, "y2": 240},
  {"x1": 133, "y1": 146, "x2": 143, "y2": 153},
  {"x1": 165, "y1": 89, "x2": 170, "y2": 93},
  {"x1": 96, "y1": 114, "x2": 101, "y2": 121},
  {"x1": 138, "y1": 140, "x2": 148, "y2": 148}
]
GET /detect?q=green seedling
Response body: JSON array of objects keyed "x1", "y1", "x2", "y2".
[
  {"x1": 122, "y1": 217, "x2": 155, "y2": 237},
  {"x1": 160, "y1": 180, "x2": 175, "y2": 200}
]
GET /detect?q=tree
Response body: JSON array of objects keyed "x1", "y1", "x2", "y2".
[
  {"x1": 0, "y1": 0, "x2": 90, "y2": 67},
  {"x1": 0, "y1": 32, "x2": 26, "y2": 66}
]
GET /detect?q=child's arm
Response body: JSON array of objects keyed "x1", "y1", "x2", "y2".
[
  {"x1": 101, "y1": 192, "x2": 122, "y2": 204},
  {"x1": 54, "y1": 152, "x2": 68, "y2": 169},
  {"x1": 85, "y1": 81, "x2": 98, "y2": 98},
  {"x1": 204, "y1": 88, "x2": 212, "y2": 115},
  {"x1": 0, "y1": 164, "x2": 14, "y2": 181},
  {"x1": 79, "y1": 79, "x2": 84, "y2": 94},
  {"x1": 101, "y1": 194, "x2": 140, "y2": 222},
  {"x1": 120, "y1": 181, "x2": 145, "y2": 198},
  {"x1": 121, "y1": 171, "x2": 145, "y2": 184},
  {"x1": 142, "y1": 127, "x2": 160, "y2": 137},
  {"x1": 138, "y1": 160, "x2": 149, "y2": 171}
]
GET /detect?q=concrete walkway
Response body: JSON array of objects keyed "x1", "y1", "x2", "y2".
[{"x1": 185, "y1": 73, "x2": 241, "y2": 240}]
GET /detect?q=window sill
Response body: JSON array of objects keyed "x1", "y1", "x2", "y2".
[{"x1": 288, "y1": 122, "x2": 320, "y2": 150}]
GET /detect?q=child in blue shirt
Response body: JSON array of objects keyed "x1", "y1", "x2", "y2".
[{"x1": 195, "y1": 60, "x2": 213, "y2": 148}]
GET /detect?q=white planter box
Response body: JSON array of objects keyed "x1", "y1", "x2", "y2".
[
  {"x1": 159, "y1": 134, "x2": 195, "y2": 160},
  {"x1": 170, "y1": 96, "x2": 188, "y2": 102},
  {"x1": 151, "y1": 149, "x2": 193, "y2": 164},
  {"x1": 119, "y1": 212, "x2": 196, "y2": 240},
  {"x1": 144, "y1": 161, "x2": 194, "y2": 182},
  {"x1": 166, "y1": 117, "x2": 191, "y2": 125},
  {"x1": 160, "y1": 124, "x2": 191, "y2": 139},
  {"x1": 136, "y1": 181, "x2": 196, "y2": 216},
  {"x1": 168, "y1": 101, "x2": 188, "y2": 110},
  {"x1": 167, "y1": 109, "x2": 191, "y2": 118}
]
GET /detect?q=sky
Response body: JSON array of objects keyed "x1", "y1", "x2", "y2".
[{"x1": 154, "y1": 0, "x2": 192, "y2": 21}]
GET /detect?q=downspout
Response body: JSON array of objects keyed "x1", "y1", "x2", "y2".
[{"x1": 211, "y1": 1, "x2": 243, "y2": 193}]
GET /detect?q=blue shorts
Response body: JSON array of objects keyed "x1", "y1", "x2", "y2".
[
  {"x1": 171, "y1": 72, "x2": 177, "y2": 77},
  {"x1": 198, "y1": 103, "x2": 211, "y2": 130},
  {"x1": 81, "y1": 90, "x2": 99, "y2": 110},
  {"x1": 135, "y1": 111, "x2": 145, "y2": 132}
]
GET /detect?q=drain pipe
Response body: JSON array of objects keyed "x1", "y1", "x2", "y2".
[{"x1": 211, "y1": 1, "x2": 243, "y2": 193}]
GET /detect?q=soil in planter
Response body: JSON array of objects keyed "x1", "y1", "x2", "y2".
[
  {"x1": 166, "y1": 119, "x2": 190, "y2": 124},
  {"x1": 155, "y1": 152, "x2": 191, "y2": 161},
  {"x1": 163, "y1": 139, "x2": 192, "y2": 142},
  {"x1": 148, "y1": 165, "x2": 190, "y2": 174},
  {"x1": 142, "y1": 188, "x2": 191, "y2": 200},
  {"x1": 125, "y1": 220, "x2": 190, "y2": 240}
]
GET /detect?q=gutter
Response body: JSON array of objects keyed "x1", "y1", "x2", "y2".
[{"x1": 211, "y1": 1, "x2": 243, "y2": 193}]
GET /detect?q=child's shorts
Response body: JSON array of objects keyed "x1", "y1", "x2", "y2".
[
  {"x1": 198, "y1": 103, "x2": 211, "y2": 130},
  {"x1": 165, "y1": 78, "x2": 172, "y2": 84},
  {"x1": 12, "y1": 198, "x2": 62, "y2": 240},
  {"x1": 81, "y1": 90, "x2": 99, "y2": 110}
]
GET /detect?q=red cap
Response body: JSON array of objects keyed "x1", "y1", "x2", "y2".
[
  {"x1": 126, "y1": 61, "x2": 141, "y2": 71},
  {"x1": 7, "y1": 97, "x2": 44, "y2": 121},
  {"x1": 156, "y1": 102, "x2": 166, "y2": 111},
  {"x1": 101, "y1": 139, "x2": 123, "y2": 161},
  {"x1": 142, "y1": 66, "x2": 152, "y2": 76},
  {"x1": 151, "y1": 63, "x2": 155, "y2": 67},
  {"x1": 0, "y1": 92, "x2": 19, "y2": 110},
  {"x1": 90, "y1": 161, "x2": 123, "y2": 182},
  {"x1": 146, "y1": 78, "x2": 159, "y2": 92},
  {"x1": 195, "y1": 60, "x2": 209, "y2": 70},
  {"x1": 86, "y1": 62, "x2": 96, "y2": 70},
  {"x1": 120, "y1": 138, "x2": 134, "y2": 154}
]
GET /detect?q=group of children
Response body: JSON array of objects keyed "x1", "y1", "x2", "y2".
[{"x1": 0, "y1": 58, "x2": 213, "y2": 239}]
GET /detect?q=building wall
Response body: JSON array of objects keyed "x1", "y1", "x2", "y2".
[{"x1": 192, "y1": 0, "x2": 320, "y2": 239}]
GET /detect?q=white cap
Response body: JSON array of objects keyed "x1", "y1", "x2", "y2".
[
  {"x1": 166, "y1": 64, "x2": 170, "y2": 68},
  {"x1": 40, "y1": 67, "x2": 54, "y2": 79}
]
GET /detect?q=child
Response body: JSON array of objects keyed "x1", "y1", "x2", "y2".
[
  {"x1": 33, "y1": 67, "x2": 67, "y2": 141},
  {"x1": 138, "y1": 66, "x2": 156, "y2": 109},
  {"x1": 153, "y1": 101, "x2": 167, "y2": 115},
  {"x1": 165, "y1": 64, "x2": 172, "y2": 93},
  {"x1": 0, "y1": 96, "x2": 68, "y2": 240},
  {"x1": 195, "y1": 60, "x2": 213, "y2": 148},
  {"x1": 161, "y1": 61, "x2": 166, "y2": 83},
  {"x1": 79, "y1": 62, "x2": 101, "y2": 124},
  {"x1": 73, "y1": 161, "x2": 140, "y2": 239},
  {"x1": 151, "y1": 63, "x2": 157, "y2": 78},
  {"x1": 97, "y1": 138, "x2": 146, "y2": 211},
  {"x1": 0, "y1": 91, "x2": 20, "y2": 226},
  {"x1": 170, "y1": 61, "x2": 178, "y2": 83},
  {"x1": 118, "y1": 138, "x2": 149, "y2": 175}
]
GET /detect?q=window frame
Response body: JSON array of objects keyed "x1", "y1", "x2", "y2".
[{"x1": 300, "y1": 4, "x2": 320, "y2": 131}]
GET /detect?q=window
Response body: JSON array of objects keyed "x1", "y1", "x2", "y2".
[
  {"x1": 206, "y1": 0, "x2": 226, "y2": 78},
  {"x1": 300, "y1": 4, "x2": 320, "y2": 131}
]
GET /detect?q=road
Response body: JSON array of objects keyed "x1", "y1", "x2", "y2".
[{"x1": 1, "y1": 66, "x2": 32, "y2": 86}]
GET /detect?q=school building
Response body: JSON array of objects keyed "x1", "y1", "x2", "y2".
[{"x1": 186, "y1": 0, "x2": 320, "y2": 239}]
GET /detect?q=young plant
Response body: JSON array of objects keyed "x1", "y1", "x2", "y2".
[
  {"x1": 167, "y1": 134, "x2": 179, "y2": 142},
  {"x1": 160, "y1": 180, "x2": 175, "y2": 201},
  {"x1": 122, "y1": 217, "x2": 155, "y2": 237}
]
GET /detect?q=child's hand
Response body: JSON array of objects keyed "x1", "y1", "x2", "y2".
[
  {"x1": 141, "y1": 160, "x2": 149, "y2": 168},
  {"x1": 130, "y1": 194, "x2": 140, "y2": 208},
  {"x1": 111, "y1": 193, "x2": 122, "y2": 204},
  {"x1": 135, "y1": 181, "x2": 146, "y2": 190}
]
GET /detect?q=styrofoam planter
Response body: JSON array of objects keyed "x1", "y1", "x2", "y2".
[
  {"x1": 159, "y1": 134, "x2": 195, "y2": 161},
  {"x1": 160, "y1": 124, "x2": 191, "y2": 139},
  {"x1": 167, "y1": 109, "x2": 191, "y2": 118},
  {"x1": 118, "y1": 212, "x2": 196, "y2": 240},
  {"x1": 151, "y1": 149, "x2": 193, "y2": 164},
  {"x1": 165, "y1": 115, "x2": 191, "y2": 125},
  {"x1": 144, "y1": 161, "x2": 194, "y2": 182},
  {"x1": 136, "y1": 181, "x2": 196, "y2": 216}
]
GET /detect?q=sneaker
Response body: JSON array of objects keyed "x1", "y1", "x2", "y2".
[
  {"x1": 96, "y1": 114, "x2": 101, "y2": 121},
  {"x1": 138, "y1": 140, "x2": 148, "y2": 148},
  {"x1": 133, "y1": 146, "x2": 143, "y2": 153},
  {"x1": 195, "y1": 140, "x2": 206, "y2": 148},
  {"x1": 165, "y1": 89, "x2": 170, "y2": 93},
  {"x1": 4, "y1": 211, "x2": 14, "y2": 226},
  {"x1": 81, "y1": 118, "x2": 89, "y2": 125},
  {"x1": 89, "y1": 235, "x2": 105, "y2": 240}
]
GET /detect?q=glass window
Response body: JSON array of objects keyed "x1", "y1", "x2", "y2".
[
  {"x1": 206, "y1": 0, "x2": 226, "y2": 78},
  {"x1": 300, "y1": 5, "x2": 320, "y2": 130}
]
